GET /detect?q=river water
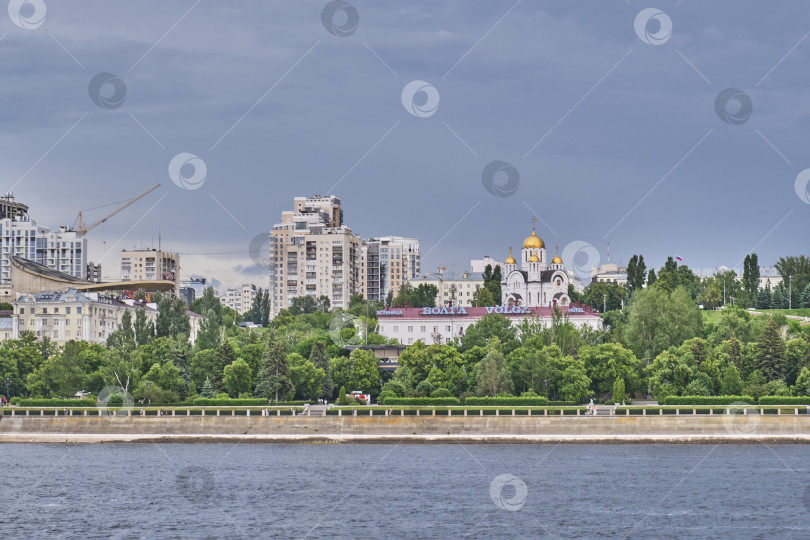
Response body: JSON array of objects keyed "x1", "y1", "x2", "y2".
[{"x1": 1, "y1": 443, "x2": 809, "y2": 538}]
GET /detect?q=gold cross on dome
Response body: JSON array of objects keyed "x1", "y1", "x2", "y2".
[{"x1": 531, "y1": 216, "x2": 536, "y2": 231}]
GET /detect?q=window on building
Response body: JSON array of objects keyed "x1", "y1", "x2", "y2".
[
  {"x1": 19, "y1": 308, "x2": 24, "y2": 315},
  {"x1": 420, "y1": 326, "x2": 425, "y2": 332},
  {"x1": 77, "y1": 307, "x2": 82, "y2": 314},
  {"x1": 66, "y1": 307, "x2": 71, "y2": 314},
  {"x1": 392, "y1": 326, "x2": 398, "y2": 332},
  {"x1": 446, "y1": 326, "x2": 450, "y2": 332},
  {"x1": 407, "y1": 326, "x2": 413, "y2": 332}
]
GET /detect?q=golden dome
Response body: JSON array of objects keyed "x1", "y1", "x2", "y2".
[
  {"x1": 523, "y1": 230, "x2": 545, "y2": 249},
  {"x1": 505, "y1": 247, "x2": 516, "y2": 265},
  {"x1": 529, "y1": 254, "x2": 540, "y2": 262},
  {"x1": 552, "y1": 254, "x2": 562, "y2": 264}
]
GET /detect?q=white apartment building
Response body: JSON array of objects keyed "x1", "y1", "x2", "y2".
[
  {"x1": 217, "y1": 283, "x2": 258, "y2": 314},
  {"x1": 362, "y1": 236, "x2": 420, "y2": 303},
  {"x1": 120, "y1": 249, "x2": 180, "y2": 292},
  {"x1": 470, "y1": 256, "x2": 503, "y2": 274},
  {"x1": 269, "y1": 195, "x2": 362, "y2": 317},
  {"x1": 0, "y1": 219, "x2": 87, "y2": 287},
  {"x1": 408, "y1": 270, "x2": 485, "y2": 308}
]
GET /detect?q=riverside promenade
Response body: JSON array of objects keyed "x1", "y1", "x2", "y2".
[{"x1": 2, "y1": 412, "x2": 810, "y2": 443}]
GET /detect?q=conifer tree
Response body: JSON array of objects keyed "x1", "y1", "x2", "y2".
[
  {"x1": 720, "y1": 364, "x2": 743, "y2": 395},
  {"x1": 755, "y1": 317, "x2": 787, "y2": 381},
  {"x1": 255, "y1": 341, "x2": 292, "y2": 402},
  {"x1": 309, "y1": 341, "x2": 332, "y2": 400},
  {"x1": 200, "y1": 377, "x2": 215, "y2": 398}
]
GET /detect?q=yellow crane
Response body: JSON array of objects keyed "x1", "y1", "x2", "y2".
[{"x1": 74, "y1": 184, "x2": 161, "y2": 235}]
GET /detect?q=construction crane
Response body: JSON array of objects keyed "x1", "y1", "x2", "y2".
[{"x1": 74, "y1": 184, "x2": 161, "y2": 235}]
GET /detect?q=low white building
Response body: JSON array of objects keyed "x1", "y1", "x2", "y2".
[{"x1": 377, "y1": 305, "x2": 603, "y2": 346}]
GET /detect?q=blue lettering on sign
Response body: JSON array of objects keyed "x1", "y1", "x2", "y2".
[
  {"x1": 486, "y1": 306, "x2": 527, "y2": 314},
  {"x1": 569, "y1": 307, "x2": 584, "y2": 313}
]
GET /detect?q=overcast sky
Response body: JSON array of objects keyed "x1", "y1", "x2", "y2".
[{"x1": 1, "y1": 1, "x2": 808, "y2": 289}]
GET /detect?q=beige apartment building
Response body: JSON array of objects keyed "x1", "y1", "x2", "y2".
[
  {"x1": 269, "y1": 196, "x2": 362, "y2": 318},
  {"x1": 8, "y1": 288, "x2": 200, "y2": 345},
  {"x1": 120, "y1": 249, "x2": 179, "y2": 293}
]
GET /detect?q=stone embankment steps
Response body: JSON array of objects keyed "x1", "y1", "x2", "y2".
[{"x1": 305, "y1": 405, "x2": 328, "y2": 417}]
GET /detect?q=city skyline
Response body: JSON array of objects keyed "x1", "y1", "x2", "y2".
[{"x1": 1, "y1": 2, "x2": 808, "y2": 291}]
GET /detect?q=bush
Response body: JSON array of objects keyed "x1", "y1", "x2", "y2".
[
  {"x1": 378, "y1": 397, "x2": 460, "y2": 405},
  {"x1": 661, "y1": 395, "x2": 755, "y2": 405},
  {"x1": 415, "y1": 380, "x2": 434, "y2": 395},
  {"x1": 464, "y1": 396, "x2": 549, "y2": 406},
  {"x1": 758, "y1": 396, "x2": 810, "y2": 405},
  {"x1": 17, "y1": 398, "x2": 96, "y2": 407},
  {"x1": 682, "y1": 380, "x2": 711, "y2": 397},
  {"x1": 192, "y1": 398, "x2": 268, "y2": 406},
  {"x1": 381, "y1": 381, "x2": 406, "y2": 398},
  {"x1": 10, "y1": 397, "x2": 20, "y2": 405},
  {"x1": 430, "y1": 388, "x2": 454, "y2": 398},
  {"x1": 613, "y1": 378, "x2": 625, "y2": 402}
]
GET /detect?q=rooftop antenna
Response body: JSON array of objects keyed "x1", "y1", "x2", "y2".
[{"x1": 607, "y1": 240, "x2": 610, "y2": 263}]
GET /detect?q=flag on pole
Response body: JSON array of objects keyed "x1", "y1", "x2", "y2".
[{"x1": 676, "y1": 256, "x2": 683, "y2": 262}]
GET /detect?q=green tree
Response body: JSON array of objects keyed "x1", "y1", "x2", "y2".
[
  {"x1": 647, "y1": 268, "x2": 657, "y2": 287},
  {"x1": 626, "y1": 254, "x2": 646, "y2": 294},
  {"x1": 559, "y1": 364, "x2": 591, "y2": 403},
  {"x1": 309, "y1": 341, "x2": 332, "y2": 399},
  {"x1": 200, "y1": 376, "x2": 215, "y2": 398},
  {"x1": 720, "y1": 364, "x2": 744, "y2": 395},
  {"x1": 190, "y1": 287, "x2": 223, "y2": 325},
  {"x1": 579, "y1": 343, "x2": 639, "y2": 393},
  {"x1": 99, "y1": 347, "x2": 142, "y2": 394},
  {"x1": 475, "y1": 344, "x2": 513, "y2": 397},
  {"x1": 190, "y1": 349, "x2": 218, "y2": 389},
  {"x1": 613, "y1": 377, "x2": 625, "y2": 402},
  {"x1": 483, "y1": 264, "x2": 502, "y2": 305},
  {"x1": 223, "y1": 359, "x2": 253, "y2": 397},
  {"x1": 120, "y1": 310, "x2": 135, "y2": 343},
  {"x1": 460, "y1": 314, "x2": 519, "y2": 354},
  {"x1": 625, "y1": 286, "x2": 702, "y2": 363},
  {"x1": 133, "y1": 308, "x2": 154, "y2": 346},
  {"x1": 255, "y1": 341, "x2": 292, "y2": 402},
  {"x1": 212, "y1": 340, "x2": 237, "y2": 392},
  {"x1": 289, "y1": 296, "x2": 318, "y2": 315},
  {"x1": 195, "y1": 308, "x2": 222, "y2": 351},
  {"x1": 802, "y1": 283, "x2": 810, "y2": 308},
  {"x1": 755, "y1": 317, "x2": 787, "y2": 381},
  {"x1": 743, "y1": 254, "x2": 760, "y2": 298},
  {"x1": 472, "y1": 285, "x2": 495, "y2": 307},
  {"x1": 289, "y1": 355, "x2": 325, "y2": 400}
]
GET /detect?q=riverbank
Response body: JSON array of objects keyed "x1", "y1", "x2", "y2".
[{"x1": 2, "y1": 415, "x2": 809, "y2": 443}]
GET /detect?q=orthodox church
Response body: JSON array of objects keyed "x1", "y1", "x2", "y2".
[{"x1": 501, "y1": 218, "x2": 571, "y2": 308}]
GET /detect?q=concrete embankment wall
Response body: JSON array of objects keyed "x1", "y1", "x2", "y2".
[{"x1": 2, "y1": 415, "x2": 810, "y2": 443}]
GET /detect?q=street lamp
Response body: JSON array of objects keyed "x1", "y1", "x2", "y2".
[
  {"x1": 265, "y1": 380, "x2": 270, "y2": 401},
  {"x1": 544, "y1": 379, "x2": 548, "y2": 398},
  {"x1": 146, "y1": 381, "x2": 151, "y2": 405},
  {"x1": 4, "y1": 377, "x2": 10, "y2": 402}
]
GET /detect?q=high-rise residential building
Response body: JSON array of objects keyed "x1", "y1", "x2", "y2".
[
  {"x1": 87, "y1": 262, "x2": 102, "y2": 283},
  {"x1": 0, "y1": 218, "x2": 87, "y2": 287},
  {"x1": 269, "y1": 195, "x2": 361, "y2": 318},
  {"x1": 120, "y1": 249, "x2": 180, "y2": 293},
  {"x1": 362, "y1": 236, "x2": 420, "y2": 303},
  {"x1": 217, "y1": 283, "x2": 258, "y2": 314},
  {"x1": 0, "y1": 193, "x2": 29, "y2": 221}
]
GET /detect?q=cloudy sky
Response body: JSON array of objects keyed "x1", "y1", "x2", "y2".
[{"x1": 1, "y1": 1, "x2": 808, "y2": 289}]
